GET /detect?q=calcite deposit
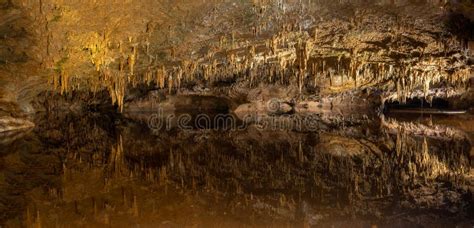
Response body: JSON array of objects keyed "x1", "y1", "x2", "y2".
[
  {"x1": 0, "y1": 0, "x2": 473, "y2": 117},
  {"x1": 0, "y1": 0, "x2": 473, "y2": 227}
]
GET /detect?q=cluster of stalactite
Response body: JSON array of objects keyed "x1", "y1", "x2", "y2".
[
  {"x1": 391, "y1": 62, "x2": 472, "y2": 104},
  {"x1": 48, "y1": 36, "x2": 138, "y2": 112},
  {"x1": 48, "y1": 14, "x2": 472, "y2": 112}
]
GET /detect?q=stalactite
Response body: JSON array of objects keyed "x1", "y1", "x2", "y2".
[
  {"x1": 145, "y1": 39, "x2": 152, "y2": 63},
  {"x1": 145, "y1": 67, "x2": 152, "y2": 86},
  {"x1": 60, "y1": 70, "x2": 69, "y2": 95},
  {"x1": 129, "y1": 46, "x2": 137, "y2": 76},
  {"x1": 116, "y1": 73, "x2": 125, "y2": 113},
  {"x1": 168, "y1": 74, "x2": 173, "y2": 94},
  {"x1": 177, "y1": 67, "x2": 183, "y2": 89},
  {"x1": 423, "y1": 76, "x2": 431, "y2": 99},
  {"x1": 52, "y1": 72, "x2": 59, "y2": 91},
  {"x1": 156, "y1": 66, "x2": 166, "y2": 89},
  {"x1": 271, "y1": 35, "x2": 278, "y2": 54},
  {"x1": 313, "y1": 61, "x2": 318, "y2": 86}
]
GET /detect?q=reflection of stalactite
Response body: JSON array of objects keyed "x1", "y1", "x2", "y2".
[
  {"x1": 34, "y1": 210, "x2": 42, "y2": 228},
  {"x1": 389, "y1": 123, "x2": 468, "y2": 184},
  {"x1": 396, "y1": 129, "x2": 403, "y2": 157},
  {"x1": 132, "y1": 195, "x2": 139, "y2": 217},
  {"x1": 60, "y1": 70, "x2": 68, "y2": 95},
  {"x1": 108, "y1": 135, "x2": 126, "y2": 178}
]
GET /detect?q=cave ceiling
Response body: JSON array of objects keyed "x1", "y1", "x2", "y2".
[{"x1": 0, "y1": 0, "x2": 473, "y2": 115}]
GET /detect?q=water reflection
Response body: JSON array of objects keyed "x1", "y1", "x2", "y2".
[{"x1": 0, "y1": 111, "x2": 472, "y2": 227}]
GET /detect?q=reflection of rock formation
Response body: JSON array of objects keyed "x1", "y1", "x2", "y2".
[
  {"x1": 0, "y1": 135, "x2": 61, "y2": 225},
  {"x1": 0, "y1": 0, "x2": 472, "y2": 226},
  {"x1": 0, "y1": 116, "x2": 34, "y2": 133},
  {"x1": 0, "y1": 128, "x2": 32, "y2": 145},
  {"x1": 382, "y1": 115, "x2": 470, "y2": 140},
  {"x1": 128, "y1": 116, "x2": 472, "y2": 226},
  {"x1": 126, "y1": 123, "x2": 471, "y2": 216},
  {"x1": 1, "y1": 112, "x2": 471, "y2": 226}
]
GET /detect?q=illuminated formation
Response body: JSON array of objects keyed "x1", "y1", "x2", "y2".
[
  {"x1": 16, "y1": 0, "x2": 468, "y2": 112},
  {"x1": 0, "y1": 1, "x2": 473, "y2": 226}
]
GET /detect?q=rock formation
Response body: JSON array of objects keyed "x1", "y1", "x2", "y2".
[
  {"x1": 0, "y1": 0, "x2": 473, "y2": 226},
  {"x1": 0, "y1": 0, "x2": 472, "y2": 117}
]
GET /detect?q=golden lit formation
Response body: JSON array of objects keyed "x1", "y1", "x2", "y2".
[{"x1": 0, "y1": 0, "x2": 473, "y2": 227}]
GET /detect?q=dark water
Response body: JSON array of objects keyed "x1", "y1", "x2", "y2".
[{"x1": 0, "y1": 110, "x2": 473, "y2": 227}]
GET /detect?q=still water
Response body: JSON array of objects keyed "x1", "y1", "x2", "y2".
[{"x1": 0, "y1": 110, "x2": 472, "y2": 227}]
